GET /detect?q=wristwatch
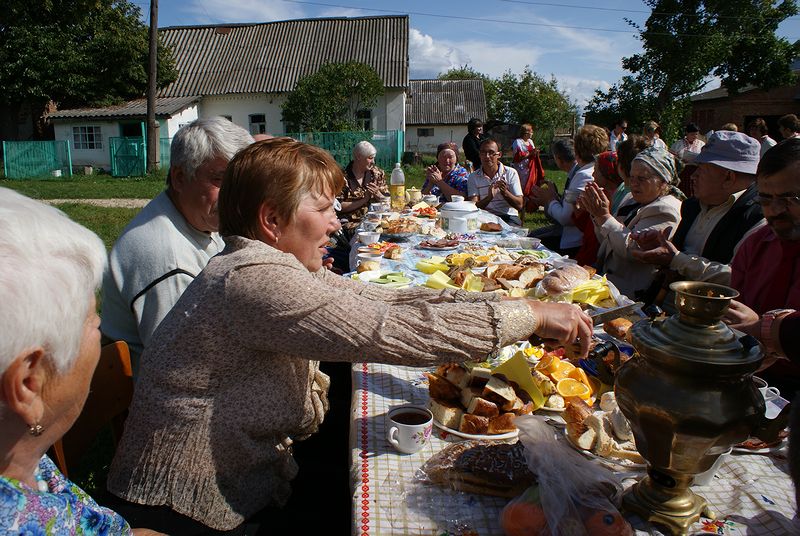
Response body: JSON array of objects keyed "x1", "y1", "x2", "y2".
[{"x1": 760, "y1": 309, "x2": 796, "y2": 354}]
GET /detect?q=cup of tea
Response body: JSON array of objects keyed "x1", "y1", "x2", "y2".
[
  {"x1": 753, "y1": 376, "x2": 780, "y2": 403},
  {"x1": 451, "y1": 195, "x2": 465, "y2": 203},
  {"x1": 386, "y1": 405, "x2": 433, "y2": 454}
]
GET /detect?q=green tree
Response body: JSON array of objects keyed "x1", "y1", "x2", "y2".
[
  {"x1": 587, "y1": 0, "x2": 798, "y2": 142},
  {"x1": 0, "y1": 0, "x2": 177, "y2": 139},
  {"x1": 439, "y1": 65, "x2": 577, "y2": 146},
  {"x1": 282, "y1": 62, "x2": 384, "y2": 132}
]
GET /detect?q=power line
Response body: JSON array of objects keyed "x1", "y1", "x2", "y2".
[
  {"x1": 499, "y1": 0, "x2": 800, "y2": 20},
  {"x1": 282, "y1": 0, "x2": 796, "y2": 38}
]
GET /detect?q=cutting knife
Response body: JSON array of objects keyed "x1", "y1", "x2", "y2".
[{"x1": 587, "y1": 301, "x2": 644, "y2": 326}]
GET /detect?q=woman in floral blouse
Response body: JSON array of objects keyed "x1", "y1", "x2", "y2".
[
  {"x1": 422, "y1": 142, "x2": 469, "y2": 201},
  {"x1": 336, "y1": 140, "x2": 388, "y2": 227},
  {"x1": 0, "y1": 189, "x2": 159, "y2": 535}
]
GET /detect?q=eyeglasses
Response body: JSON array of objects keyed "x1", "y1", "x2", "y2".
[
  {"x1": 756, "y1": 193, "x2": 800, "y2": 209},
  {"x1": 480, "y1": 151, "x2": 500, "y2": 157}
]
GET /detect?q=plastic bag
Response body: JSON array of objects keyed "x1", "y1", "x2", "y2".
[{"x1": 501, "y1": 415, "x2": 633, "y2": 536}]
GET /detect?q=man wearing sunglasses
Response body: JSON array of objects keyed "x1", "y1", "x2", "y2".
[
  {"x1": 725, "y1": 138, "x2": 800, "y2": 397},
  {"x1": 609, "y1": 119, "x2": 628, "y2": 151}
]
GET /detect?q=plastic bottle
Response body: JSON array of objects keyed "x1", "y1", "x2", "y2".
[{"x1": 389, "y1": 162, "x2": 406, "y2": 211}]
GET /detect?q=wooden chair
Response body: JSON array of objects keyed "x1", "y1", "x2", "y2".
[{"x1": 51, "y1": 340, "x2": 134, "y2": 478}]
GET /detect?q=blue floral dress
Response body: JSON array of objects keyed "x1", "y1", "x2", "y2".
[
  {"x1": 0, "y1": 455, "x2": 131, "y2": 535},
  {"x1": 423, "y1": 165, "x2": 469, "y2": 199}
]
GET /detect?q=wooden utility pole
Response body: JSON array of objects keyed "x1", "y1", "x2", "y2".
[{"x1": 146, "y1": 0, "x2": 160, "y2": 173}]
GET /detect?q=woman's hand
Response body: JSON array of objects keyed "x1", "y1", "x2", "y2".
[
  {"x1": 366, "y1": 182, "x2": 383, "y2": 201},
  {"x1": 723, "y1": 300, "x2": 760, "y2": 337},
  {"x1": 580, "y1": 182, "x2": 611, "y2": 220},
  {"x1": 525, "y1": 301, "x2": 594, "y2": 358},
  {"x1": 425, "y1": 164, "x2": 443, "y2": 185}
]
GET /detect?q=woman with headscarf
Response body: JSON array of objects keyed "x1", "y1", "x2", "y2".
[
  {"x1": 571, "y1": 151, "x2": 620, "y2": 266},
  {"x1": 421, "y1": 142, "x2": 469, "y2": 201},
  {"x1": 579, "y1": 146, "x2": 682, "y2": 297}
]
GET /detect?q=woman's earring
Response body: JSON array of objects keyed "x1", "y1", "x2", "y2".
[{"x1": 29, "y1": 423, "x2": 44, "y2": 436}]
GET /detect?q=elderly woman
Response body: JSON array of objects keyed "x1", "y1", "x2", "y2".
[
  {"x1": 106, "y1": 137, "x2": 592, "y2": 534},
  {"x1": 613, "y1": 135, "x2": 649, "y2": 217},
  {"x1": 571, "y1": 151, "x2": 621, "y2": 266},
  {"x1": 421, "y1": 142, "x2": 469, "y2": 201},
  {"x1": 580, "y1": 146, "x2": 682, "y2": 297},
  {"x1": 512, "y1": 123, "x2": 537, "y2": 188},
  {"x1": 336, "y1": 140, "x2": 388, "y2": 225},
  {"x1": 0, "y1": 189, "x2": 158, "y2": 534}
]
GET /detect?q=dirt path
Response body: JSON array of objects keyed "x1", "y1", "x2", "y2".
[{"x1": 45, "y1": 198, "x2": 149, "y2": 208}]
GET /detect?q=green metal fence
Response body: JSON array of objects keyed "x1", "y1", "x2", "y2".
[
  {"x1": 109, "y1": 137, "x2": 172, "y2": 177},
  {"x1": 2, "y1": 140, "x2": 72, "y2": 179},
  {"x1": 285, "y1": 130, "x2": 404, "y2": 170}
]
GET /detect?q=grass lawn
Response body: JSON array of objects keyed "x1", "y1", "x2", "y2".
[
  {"x1": 57, "y1": 204, "x2": 144, "y2": 250},
  {"x1": 0, "y1": 171, "x2": 166, "y2": 200}
]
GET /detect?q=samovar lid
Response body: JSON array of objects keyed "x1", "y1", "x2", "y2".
[{"x1": 630, "y1": 282, "x2": 762, "y2": 369}]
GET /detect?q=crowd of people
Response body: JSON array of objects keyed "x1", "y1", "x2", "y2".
[{"x1": 2, "y1": 111, "x2": 800, "y2": 534}]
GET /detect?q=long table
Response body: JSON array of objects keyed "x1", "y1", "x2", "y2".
[{"x1": 345, "y1": 221, "x2": 798, "y2": 535}]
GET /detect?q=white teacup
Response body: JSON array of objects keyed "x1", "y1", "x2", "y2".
[
  {"x1": 692, "y1": 447, "x2": 732, "y2": 486},
  {"x1": 451, "y1": 195, "x2": 465, "y2": 203},
  {"x1": 423, "y1": 195, "x2": 439, "y2": 206},
  {"x1": 386, "y1": 405, "x2": 433, "y2": 454},
  {"x1": 753, "y1": 376, "x2": 780, "y2": 403}
]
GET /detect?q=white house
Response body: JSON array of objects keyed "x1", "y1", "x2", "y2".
[
  {"x1": 405, "y1": 79, "x2": 487, "y2": 155},
  {"x1": 46, "y1": 16, "x2": 410, "y2": 172}
]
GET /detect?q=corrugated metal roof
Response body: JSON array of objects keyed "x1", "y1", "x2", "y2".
[
  {"x1": 158, "y1": 16, "x2": 409, "y2": 97},
  {"x1": 406, "y1": 79, "x2": 486, "y2": 125},
  {"x1": 47, "y1": 96, "x2": 200, "y2": 120}
]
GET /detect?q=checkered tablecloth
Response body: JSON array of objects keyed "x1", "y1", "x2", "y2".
[{"x1": 350, "y1": 363, "x2": 799, "y2": 536}]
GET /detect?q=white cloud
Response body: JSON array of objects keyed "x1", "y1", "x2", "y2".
[
  {"x1": 409, "y1": 28, "x2": 543, "y2": 79},
  {"x1": 556, "y1": 76, "x2": 613, "y2": 109},
  {"x1": 179, "y1": 0, "x2": 305, "y2": 24}
]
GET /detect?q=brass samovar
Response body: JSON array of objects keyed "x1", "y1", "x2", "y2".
[{"x1": 615, "y1": 281, "x2": 781, "y2": 535}]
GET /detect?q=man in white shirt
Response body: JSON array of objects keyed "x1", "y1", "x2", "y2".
[
  {"x1": 467, "y1": 138, "x2": 524, "y2": 225},
  {"x1": 609, "y1": 119, "x2": 628, "y2": 151},
  {"x1": 632, "y1": 131, "x2": 764, "y2": 303},
  {"x1": 748, "y1": 118, "x2": 777, "y2": 158},
  {"x1": 101, "y1": 117, "x2": 254, "y2": 373}
]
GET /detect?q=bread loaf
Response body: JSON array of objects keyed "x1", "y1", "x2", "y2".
[
  {"x1": 425, "y1": 373, "x2": 461, "y2": 402},
  {"x1": 488, "y1": 413, "x2": 517, "y2": 434},
  {"x1": 604, "y1": 317, "x2": 633, "y2": 341},
  {"x1": 430, "y1": 399, "x2": 464, "y2": 429},
  {"x1": 467, "y1": 397, "x2": 500, "y2": 418},
  {"x1": 541, "y1": 264, "x2": 590, "y2": 295},
  {"x1": 460, "y1": 413, "x2": 490, "y2": 435}
]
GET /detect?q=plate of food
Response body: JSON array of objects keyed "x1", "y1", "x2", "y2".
[
  {"x1": 433, "y1": 419, "x2": 519, "y2": 441},
  {"x1": 353, "y1": 270, "x2": 413, "y2": 288},
  {"x1": 732, "y1": 430, "x2": 789, "y2": 455},
  {"x1": 562, "y1": 395, "x2": 646, "y2": 471},
  {"x1": 382, "y1": 232, "x2": 415, "y2": 241},
  {"x1": 479, "y1": 222, "x2": 503, "y2": 234},
  {"x1": 418, "y1": 238, "x2": 460, "y2": 251}
]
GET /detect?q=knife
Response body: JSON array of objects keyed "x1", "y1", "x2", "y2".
[{"x1": 588, "y1": 302, "x2": 644, "y2": 326}]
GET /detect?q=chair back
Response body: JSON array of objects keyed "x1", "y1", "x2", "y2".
[{"x1": 51, "y1": 340, "x2": 134, "y2": 478}]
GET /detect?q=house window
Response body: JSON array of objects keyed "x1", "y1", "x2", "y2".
[
  {"x1": 72, "y1": 126, "x2": 102, "y2": 149},
  {"x1": 417, "y1": 128, "x2": 434, "y2": 137},
  {"x1": 357, "y1": 110, "x2": 372, "y2": 131},
  {"x1": 249, "y1": 114, "x2": 266, "y2": 135}
]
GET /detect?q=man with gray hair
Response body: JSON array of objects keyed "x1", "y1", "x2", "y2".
[
  {"x1": 632, "y1": 131, "x2": 764, "y2": 303},
  {"x1": 101, "y1": 116, "x2": 253, "y2": 373}
]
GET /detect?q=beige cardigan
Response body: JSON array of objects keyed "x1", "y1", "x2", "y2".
[
  {"x1": 107, "y1": 236, "x2": 535, "y2": 530},
  {"x1": 595, "y1": 194, "x2": 682, "y2": 297}
]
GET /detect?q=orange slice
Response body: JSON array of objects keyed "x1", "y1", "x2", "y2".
[
  {"x1": 556, "y1": 378, "x2": 591, "y2": 400},
  {"x1": 568, "y1": 367, "x2": 591, "y2": 388},
  {"x1": 534, "y1": 354, "x2": 560, "y2": 375}
]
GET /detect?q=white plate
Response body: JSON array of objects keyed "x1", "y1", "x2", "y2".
[
  {"x1": 731, "y1": 438, "x2": 788, "y2": 455},
  {"x1": 352, "y1": 270, "x2": 412, "y2": 288},
  {"x1": 433, "y1": 419, "x2": 519, "y2": 441},
  {"x1": 563, "y1": 429, "x2": 646, "y2": 471},
  {"x1": 418, "y1": 244, "x2": 460, "y2": 251},
  {"x1": 478, "y1": 229, "x2": 503, "y2": 235}
]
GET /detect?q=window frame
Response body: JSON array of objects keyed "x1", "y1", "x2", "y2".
[{"x1": 72, "y1": 125, "x2": 103, "y2": 150}]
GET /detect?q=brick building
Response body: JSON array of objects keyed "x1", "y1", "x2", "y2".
[{"x1": 690, "y1": 69, "x2": 800, "y2": 138}]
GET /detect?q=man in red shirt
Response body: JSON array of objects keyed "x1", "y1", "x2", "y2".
[{"x1": 726, "y1": 138, "x2": 800, "y2": 397}]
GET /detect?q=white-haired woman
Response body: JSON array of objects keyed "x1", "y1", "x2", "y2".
[
  {"x1": 107, "y1": 138, "x2": 593, "y2": 534},
  {"x1": 0, "y1": 189, "x2": 160, "y2": 535},
  {"x1": 579, "y1": 146, "x2": 682, "y2": 297},
  {"x1": 336, "y1": 140, "x2": 388, "y2": 226}
]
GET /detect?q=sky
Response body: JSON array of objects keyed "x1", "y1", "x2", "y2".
[{"x1": 141, "y1": 0, "x2": 800, "y2": 112}]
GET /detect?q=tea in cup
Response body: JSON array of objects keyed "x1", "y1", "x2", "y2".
[{"x1": 386, "y1": 405, "x2": 433, "y2": 454}]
